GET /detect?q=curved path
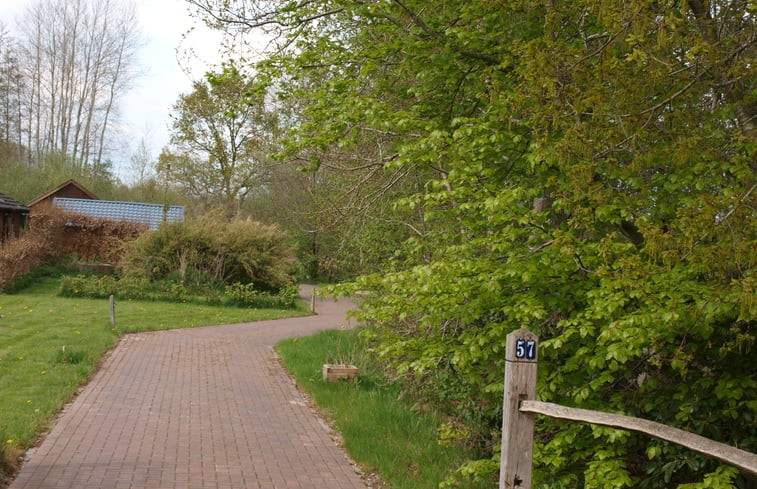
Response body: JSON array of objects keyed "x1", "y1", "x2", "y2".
[{"x1": 10, "y1": 286, "x2": 370, "y2": 489}]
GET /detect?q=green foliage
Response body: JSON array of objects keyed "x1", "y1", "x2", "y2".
[
  {"x1": 59, "y1": 275, "x2": 193, "y2": 302},
  {"x1": 59, "y1": 275, "x2": 123, "y2": 299},
  {"x1": 58, "y1": 275, "x2": 299, "y2": 309},
  {"x1": 159, "y1": 63, "x2": 277, "y2": 218},
  {"x1": 195, "y1": 0, "x2": 757, "y2": 487},
  {"x1": 112, "y1": 177, "x2": 190, "y2": 214},
  {"x1": 441, "y1": 458, "x2": 500, "y2": 489},
  {"x1": 0, "y1": 152, "x2": 118, "y2": 203},
  {"x1": 119, "y1": 216, "x2": 297, "y2": 292},
  {"x1": 247, "y1": 168, "x2": 417, "y2": 282},
  {"x1": 225, "y1": 282, "x2": 298, "y2": 309}
]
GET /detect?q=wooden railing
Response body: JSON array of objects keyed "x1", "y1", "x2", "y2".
[{"x1": 499, "y1": 329, "x2": 757, "y2": 489}]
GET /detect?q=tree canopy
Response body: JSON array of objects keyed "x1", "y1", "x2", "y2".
[
  {"x1": 159, "y1": 63, "x2": 276, "y2": 218},
  {"x1": 191, "y1": 0, "x2": 756, "y2": 487}
]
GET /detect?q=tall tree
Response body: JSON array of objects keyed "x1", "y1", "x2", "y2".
[
  {"x1": 159, "y1": 63, "x2": 276, "y2": 219},
  {"x1": 0, "y1": 23, "x2": 25, "y2": 163},
  {"x1": 193, "y1": 1, "x2": 756, "y2": 487},
  {"x1": 15, "y1": 0, "x2": 140, "y2": 170},
  {"x1": 189, "y1": 0, "x2": 433, "y2": 278}
]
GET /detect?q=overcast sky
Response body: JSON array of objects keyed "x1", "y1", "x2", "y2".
[{"x1": 0, "y1": 0, "x2": 230, "y2": 181}]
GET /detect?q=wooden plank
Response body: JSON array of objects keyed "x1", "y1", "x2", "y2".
[
  {"x1": 519, "y1": 400, "x2": 757, "y2": 476},
  {"x1": 500, "y1": 329, "x2": 539, "y2": 488}
]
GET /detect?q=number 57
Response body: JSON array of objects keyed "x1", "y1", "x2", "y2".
[{"x1": 515, "y1": 339, "x2": 536, "y2": 360}]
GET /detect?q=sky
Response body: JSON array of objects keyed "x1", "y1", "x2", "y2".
[{"x1": 0, "y1": 0, "x2": 232, "y2": 182}]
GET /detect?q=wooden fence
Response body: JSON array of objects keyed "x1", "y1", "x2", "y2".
[{"x1": 499, "y1": 328, "x2": 757, "y2": 489}]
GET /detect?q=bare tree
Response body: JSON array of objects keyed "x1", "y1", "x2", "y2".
[
  {"x1": 0, "y1": 23, "x2": 25, "y2": 162},
  {"x1": 128, "y1": 134, "x2": 155, "y2": 186},
  {"x1": 15, "y1": 0, "x2": 140, "y2": 170}
]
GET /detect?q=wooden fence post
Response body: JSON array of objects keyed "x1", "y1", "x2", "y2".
[
  {"x1": 500, "y1": 328, "x2": 539, "y2": 489},
  {"x1": 109, "y1": 294, "x2": 116, "y2": 327}
]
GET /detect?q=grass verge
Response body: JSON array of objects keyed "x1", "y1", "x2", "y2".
[
  {"x1": 0, "y1": 278, "x2": 309, "y2": 477},
  {"x1": 276, "y1": 328, "x2": 488, "y2": 489}
]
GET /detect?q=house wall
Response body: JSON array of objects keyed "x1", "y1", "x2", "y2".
[
  {"x1": 31, "y1": 185, "x2": 98, "y2": 210},
  {"x1": 0, "y1": 211, "x2": 27, "y2": 244}
]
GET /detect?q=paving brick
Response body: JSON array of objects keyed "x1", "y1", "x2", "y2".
[{"x1": 9, "y1": 287, "x2": 370, "y2": 489}]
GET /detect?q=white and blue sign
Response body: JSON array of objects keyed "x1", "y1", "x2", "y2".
[{"x1": 515, "y1": 339, "x2": 537, "y2": 360}]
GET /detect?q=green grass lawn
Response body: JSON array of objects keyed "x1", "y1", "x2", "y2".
[
  {"x1": 276, "y1": 329, "x2": 490, "y2": 489},
  {"x1": 0, "y1": 278, "x2": 309, "y2": 473}
]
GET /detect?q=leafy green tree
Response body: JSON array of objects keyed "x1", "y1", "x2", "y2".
[
  {"x1": 193, "y1": 1, "x2": 756, "y2": 487},
  {"x1": 159, "y1": 63, "x2": 276, "y2": 219}
]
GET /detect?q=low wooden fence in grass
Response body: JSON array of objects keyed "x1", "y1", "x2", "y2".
[{"x1": 499, "y1": 328, "x2": 757, "y2": 489}]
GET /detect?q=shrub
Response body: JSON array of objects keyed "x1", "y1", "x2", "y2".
[
  {"x1": 58, "y1": 275, "x2": 299, "y2": 309},
  {"x1": 119, "y1": 216, "x2": 297, "y2": 291},
  {"x1": 59, "y1": 275, "x2": 118, "y2": 298},
  {"x1": 278, "y1": 283, "x2": 299, "y2": 308},
  {"x1": 60, "y1": 213, "x2": 146, "y2": 264},
  {"x1": 116, "y1": 276, "x2": 154, "y2": 300},
  {"x1": 225, "y1": 282, "x2": 299, "y2": 309},
  {"x1": 0, "y1": 206, "x2": 147, "y2": 293},
  {"x1": 0, "y1": 208, "x2": 67, "y2": 292},
  {"x1": 59, "y1": 275, "x2": 172, "y2": 301}
]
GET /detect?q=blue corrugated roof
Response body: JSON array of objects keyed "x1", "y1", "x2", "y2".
[{"x1": 53, "y1": 198, "x2": 184, "y2": 230}]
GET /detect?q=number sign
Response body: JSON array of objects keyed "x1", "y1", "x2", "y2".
[{"x1": 515, "y1": 339, "x2": 537, "y2": 360}]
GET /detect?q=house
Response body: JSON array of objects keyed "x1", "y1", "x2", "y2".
[
  {"x1": 27, "y1": 179, "x2": 99, "y2": 210},
  {"x1": 28, "y1": 179, "x2": 184, "y2": 231},
  {"x1": 0, "y1": 192, "x2": 30, "y2": 244},
  {"x1": 52, "y1": 198, "x2": 184, "y2": 231}
]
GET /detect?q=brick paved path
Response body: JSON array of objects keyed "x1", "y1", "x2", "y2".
[{"x1": 10, "y1": 287, "x2": 370, "y2": 489}]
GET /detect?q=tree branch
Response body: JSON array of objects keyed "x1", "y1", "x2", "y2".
[{"x1": 390, "y1": 0, "x2": 500, "y2": 65}]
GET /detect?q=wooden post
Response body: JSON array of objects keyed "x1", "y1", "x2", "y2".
[
  {"x1": 500, "y1": 328, "x2": 539, "y2": 489},
  {"x1": 310, "y1": 292, "x2": 316, "y2": 313},
  {"x1": 109, "y1": 294, "x2": 116, "y2": 327}
]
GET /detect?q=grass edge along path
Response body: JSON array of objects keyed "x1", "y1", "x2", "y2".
[
  {"x1": 0, "y1": 278, "x2": 310, "y2": 482},
  {"x1": 276, "y1": 329, "x2": 490, "y2": 489}
]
